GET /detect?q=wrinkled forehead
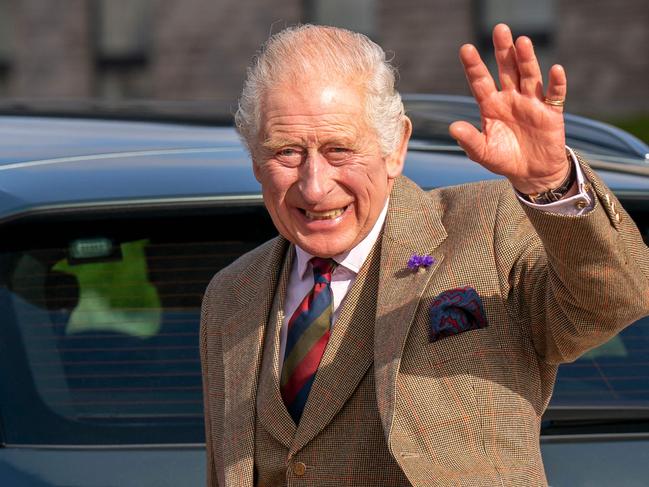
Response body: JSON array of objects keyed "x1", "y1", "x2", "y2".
[{"x1": 258, "y1": 79, "x2": 371, "y2": 140}]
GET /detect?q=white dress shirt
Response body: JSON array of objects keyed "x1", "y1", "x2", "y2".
[{"x1": 278, "y1": 148, "x2": 594, "y2": 369}]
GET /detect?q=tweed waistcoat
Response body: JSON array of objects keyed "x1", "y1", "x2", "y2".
[{"x1": 254, "y1": 240, "x2": 410, "y2": 486}]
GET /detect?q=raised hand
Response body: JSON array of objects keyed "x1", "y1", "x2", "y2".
[{"x1": 449, "y1": 24, "x2": 569, "y2": 195}]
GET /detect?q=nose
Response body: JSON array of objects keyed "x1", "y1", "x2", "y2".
[{"x1": 297, "y1": 151, "x2": 334, "y2": 205}]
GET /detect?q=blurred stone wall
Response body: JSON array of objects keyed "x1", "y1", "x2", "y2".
[
  {"x1": 151, "y1": 0, "x2": 301, "y2": 101},
  {"x1": 8, "y1": 0, "x2": 93, "y2": 97},
  {"x1": 378, "y1": 0, "x2": 475, "y2": 96},
  {"x1": 1, "y1": 0, "x2": 647, "y2": 117},
  {"x1": 556, "y1": 0, "x2": 649, "y2": 116}
]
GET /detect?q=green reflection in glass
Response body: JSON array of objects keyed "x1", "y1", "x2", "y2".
[{"x1": 54, "y1": 239, "x2": 161, "y2": 338}]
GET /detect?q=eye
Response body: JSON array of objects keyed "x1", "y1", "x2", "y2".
[
  {"x1": 326, "y1": 147, "x2": 352, "y2": 162},
  {"x1": 275, "y1": 147, "x2": 304, "y2": 166}
]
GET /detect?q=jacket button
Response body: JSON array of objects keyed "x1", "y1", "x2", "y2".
[{"x1": 293, "y1": 461, "x2": 306, "y2": 476}]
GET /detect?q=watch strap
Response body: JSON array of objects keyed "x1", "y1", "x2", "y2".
[{"x1": 525, "y1": 159, "x2": 577, "y2": 204}]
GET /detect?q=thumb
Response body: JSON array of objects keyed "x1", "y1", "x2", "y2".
[{"x1": 449, "y1": 121, "x2": 486, "y2": 163}]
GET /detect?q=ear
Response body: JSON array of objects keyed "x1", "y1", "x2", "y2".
[{"x1": 386, "y1": 116, "x2": 412, "y2": 179}]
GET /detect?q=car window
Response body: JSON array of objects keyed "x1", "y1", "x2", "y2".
[
  {"x1": 0, "y1": 207, "x2": 276, "y2": 445},
  {"x1": 2, "y1": 201, "x2": 646, "y2": 445},
  {"x1": 552, "y1": 316, "x2": 649, "y2": 407}
]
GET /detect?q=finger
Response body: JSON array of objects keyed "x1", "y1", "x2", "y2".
[
  {"x1": 459, "y1": 44, "x2": 497, "y2": 103},
  {"x1": 515, "y1": 36, "x2": 543, "y2": 98},
  {"x1": 449, "y1": 121, "x2": 487, "y2": 163},
  {"x1": 545, "y1": 64, "x2": 567, "y2": 111},
  {"x1": 493, "y1": 23, "x2": 519, "y2": 91}
]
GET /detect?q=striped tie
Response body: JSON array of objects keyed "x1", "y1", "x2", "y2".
[{"x1": 281, "y1": 257, "x2": 336, "y2": 423}]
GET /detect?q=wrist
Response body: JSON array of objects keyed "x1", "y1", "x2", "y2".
[{"x1": 521, "y1": 161, "x2": 576, "y2": 204}]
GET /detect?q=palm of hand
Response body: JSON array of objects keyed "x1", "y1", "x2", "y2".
[
  {"x1": 450, "y1": 24, "x2": 569, "y2": 194},
  {"x1": 480, "y1": 93, "x2": 566, "y2": 180}
]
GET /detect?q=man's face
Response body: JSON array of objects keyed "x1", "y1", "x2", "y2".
[{"x1": 252, "y1": 80, "x2": 408, "y2": 257}]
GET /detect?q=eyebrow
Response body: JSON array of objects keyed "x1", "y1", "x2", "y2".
[{"x1": 261, "y1": 137, "x2": 299, "y2": 151}]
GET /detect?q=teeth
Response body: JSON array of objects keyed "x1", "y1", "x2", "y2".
[{"x1": 305, "y1": 207, "x2": 345, "y2": 220}]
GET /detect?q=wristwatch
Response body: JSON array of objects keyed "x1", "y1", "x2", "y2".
[{"x1": 524, "y1": 161, "x2": 577, "y2": 204}]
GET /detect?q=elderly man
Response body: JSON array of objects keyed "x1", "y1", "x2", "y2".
[{"x1": 200, "y1": 23, "x2": 649, "y2": 486}]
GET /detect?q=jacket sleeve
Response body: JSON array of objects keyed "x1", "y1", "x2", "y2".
[{"x1": 494, "y1": 156, "x2": 649, "y2": 364}]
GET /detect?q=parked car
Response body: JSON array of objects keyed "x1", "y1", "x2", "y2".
[{"x1": 1, "y1": 96, "x2": 648, "y2": 486}]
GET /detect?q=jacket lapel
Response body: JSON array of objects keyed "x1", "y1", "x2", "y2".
[
  {"x1": 374, "y1": 176, "x2": 448, "y2": 440},
  {"x1": 256, "y1": 247, "x2": 297, "y2": 447},
  {"x1": 220, "y1": 236, "x2": 289, "y2": 486},
  {"x1": 289, "y1": 241, "x2": 381, "y2": 455}
]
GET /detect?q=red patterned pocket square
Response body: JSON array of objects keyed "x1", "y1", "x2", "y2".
[{"x1": 429, "y1": 286, "x2": 488, "y2": 342}]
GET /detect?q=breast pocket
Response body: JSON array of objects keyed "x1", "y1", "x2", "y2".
[{"x1": 426, "y1": 327, "x2": 502, "y2": 367}]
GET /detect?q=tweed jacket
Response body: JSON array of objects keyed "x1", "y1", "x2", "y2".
[{"x1": 200, "y1": 161, "x2": 649, "y2": 486}]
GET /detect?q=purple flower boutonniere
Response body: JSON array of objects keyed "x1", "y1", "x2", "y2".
[{"x1": 407, "y1": 253, "x2": 436, "y2": 272}]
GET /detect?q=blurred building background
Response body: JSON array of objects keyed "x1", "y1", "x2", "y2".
[{"x1": 0, "y1": 0, "x2": 647, "y2": 136}]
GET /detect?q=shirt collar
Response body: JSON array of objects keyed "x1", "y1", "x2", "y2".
[{"x1": 295, "y1": 199, "x2": 389, "y2": 278}]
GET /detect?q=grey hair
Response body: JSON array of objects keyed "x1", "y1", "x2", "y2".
[{"x1": 235, "y1": 24, "x2": 405, "y2": 157}]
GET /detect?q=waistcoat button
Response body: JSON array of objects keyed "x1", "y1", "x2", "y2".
[{"x1": 293, "y1": 461, "x2": 306, "y2": 476}]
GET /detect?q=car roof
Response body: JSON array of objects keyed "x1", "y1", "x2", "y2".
[
  {"x1": 2, "y1": 96, "x2": 649, "y2": 223},
  {"x1": 405, "y1": 95, "x2": 649, "y2": 164}
]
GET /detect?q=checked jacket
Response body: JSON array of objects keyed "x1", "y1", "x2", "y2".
[{"x1": 200, "y1": 159, "x2": 649, "y2": 486}]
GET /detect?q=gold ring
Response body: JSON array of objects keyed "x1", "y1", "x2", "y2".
[{"x1": 544, "y1": 97, "x2": 565, "y2": 107}]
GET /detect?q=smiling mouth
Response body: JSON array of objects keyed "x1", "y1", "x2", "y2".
[{"x1": 303, "y1": 206, "x2": 348, "y2": 220}]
